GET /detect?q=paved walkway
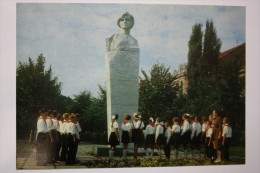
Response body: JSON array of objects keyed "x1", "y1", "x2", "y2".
[
  {"x1": 16, "y1": 143, "x2": 98, "y2": 169},
  {"x1": 16, "y1": 143, "x2": 245, "y2": 169}
]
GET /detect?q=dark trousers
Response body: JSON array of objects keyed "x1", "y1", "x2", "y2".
[
  {"x1": 60, "y1": 134, "x2": 68, "y2": 161},
  {"x1": 73, "y1": 139, "x2": 79, "y2": 162},
  {"x1": 181, "y1": 131, "x2": 191, "y2": 149},
  {"x1": 66, "y1": 134, "x2": 77, "y2": 165},
  {"x1": 205, "y1": 137, "x2": 214, "y2": 160},
  {"x1": 55, "y1": 132, "x2": 61, "y2": 161},
  {"x1": 222, "y1": 138, "x2": 231, "y2": 161},
  {"x1": 46, "y1": 133, "x2": 56, "y2": 163},
  {"x1": 36, "y1": 133, "x2": 47, "y2": 165},
  {"x1": 164, "y1": 141, "x2": 171, "y2": 159}
]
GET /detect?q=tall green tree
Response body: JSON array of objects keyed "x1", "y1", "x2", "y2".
[
  {"x1": 139, "y1": 63, "x2": 178, "y2": 120},
  {"x1": 186, "y1": 20, "x2": 222, "y2": 116},
  {"x1": 186, "y1": 23, "x2": 203, "y2": 114},
  {"x1": 17, "y1": 54, "x2": 62, "y2": 139},
  {"x1": 199, "y1": 19, "x2": 222, "y2": 115}
]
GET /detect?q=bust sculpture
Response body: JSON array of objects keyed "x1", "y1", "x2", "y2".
[{"x1": 106, "y1": 12, "x2": 139, "y2": 51}]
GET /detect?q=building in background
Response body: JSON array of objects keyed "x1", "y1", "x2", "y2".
[{"x1": 173, "y1": 43, "x2": 245, "y2": 95}]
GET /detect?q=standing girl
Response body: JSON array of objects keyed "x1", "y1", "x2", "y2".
[
  {"x1": 121, "y1": 114, "x2": 132, "y2": 159},
  {"x1": 155, "y1": 117, "x2": 164, "y2": 159},
  {"x1": 132, "y1": 112, "x2": 144, "y2": 160},
  {"x1": 180, "y1": 114, "x2": 191, "y2": 158},
  {"x1": 108, "y1": 114, "x2": 120, "y2": 160},
  {"x1": 205, "y1": 120, "x2": 214, "y2": 161},
  {"x1": 222, "y1": 117, "x2": 232, "y2": 161},
  {"x1": 201, "y1": 116, "x2": 208, "y2": 158},
  {"x1": 144, "y1": 117, "x2": 156, "y2": 159},
  {"x1": 171, "y1": 117, "x2": 181, "y2": 159},
  {"x1": 164, "y1": 122, "x2": 172, "y2": 160}
]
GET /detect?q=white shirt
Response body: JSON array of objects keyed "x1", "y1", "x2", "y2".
[
  {"x1": 222, "y1": 124, "x2": 232, "y2": 138},
  {"x1": 191, "y1": 121, "x2": 197, "y2": 139},
  {"x1": 45, "y1": 117, "x2": 53, "y2": 132},
  {"x1": 121, "y1": 121, "x2": 132, "y2": 131},
  {"x1": 52, "y1": 118, "x2": 59, "y2": 131},
  {"x1": 37, "y1": 116, "x2": 48, "y2": 133},
  {"x1": 206, "y1": 127, "x2": 213, "y2": 137},
  {"x1": 155, "y1": 124, "x2": 164, "y2": 140},
  {"x1": 145, "y1": 124, "x2": 155, "y2": 137},
  {"x1": 67, "y1": 122, "x2": 76, "y2": 135},
  {"x1": 164, "y1": 127, "x2": 171, "y2": 143},
  {"x1": 196, "y1": 122, "x2": 202, "y2": 136},
  {"x1": 202, "y1": 123, "x2": 207, "y2": 133},
  {"x1": 171, "y1": 124, "x2": 181, "y2": 133},
  {"x1": 59, "y1": 121, "x2": 64, "y2": 134},
  {"x1": 62, "y1": 121, "x2": 70, "y2": 134},
  {"x1": 181, "y1": 119, "x2": 190, "y2": 135},
  {"x1": 132, "y1": 120, "x2": 144, "y2": 129},
  {"x1": 58, "y1": 120, "x2": 63, "y2": 133},
  {"x1": 110, "y1": 121, "x2": 119, "y2": 132}
]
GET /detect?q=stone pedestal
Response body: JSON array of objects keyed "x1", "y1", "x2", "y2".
[{"x1": 105, "y1": 49, "x2": 139, "y2": 138}]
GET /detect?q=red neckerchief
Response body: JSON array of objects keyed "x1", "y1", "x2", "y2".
[
  {"x1": 38, "y1": 115, "x2": 44, "y2": 120},
  {"x1": 225, "y1": 124, "x2": 231, "y2": 127},
  {"x1": 150, "y1": 122, "x2": 155, "y2": 127},
  {"x1": 123, "y1": 120, "x2": 128, "y2": 124},
  {"x1": 46, "y1": 116, "x2": 53, "y2": 124}
]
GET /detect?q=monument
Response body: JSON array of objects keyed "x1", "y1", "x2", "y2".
[{"x1": 105, "y1": 12, "x2": 139, "y2": 139}]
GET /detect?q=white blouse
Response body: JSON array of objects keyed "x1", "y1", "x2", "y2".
[{"x1": 110, "y1": 121, "x2": 119, "y2": 132}]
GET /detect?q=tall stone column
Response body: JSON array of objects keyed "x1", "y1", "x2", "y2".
[{"x1": 105, "y1": 12, "x2": 139, "y2": 139}]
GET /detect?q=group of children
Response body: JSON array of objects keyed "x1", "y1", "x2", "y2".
[
  {"x1": 36, "y1": 109, "x2": 81, "y2": 166},
  {"x1": 108, "y1": 110, "x2": 232, "y2": 162},
  {"x1": 35, "y1": 109, "x2": 232, "y2": 165}
]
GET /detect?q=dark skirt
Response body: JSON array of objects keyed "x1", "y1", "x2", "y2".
[
  {"x1": 156, "y1": 134, "x2": 164, "y2": 145},
  {"x1": 132, "y1": 129, "x2": 144, "y2": 145},
  {"x1": 181, "y1": 130, "x2": 191, "y2": 147},
  {"x1": 145, "y1": 134, "x2": 155, "y2": 146},
  {"x1": 121, "y1": 131, "x2": 130, "y2": 144},
  {"x1": 195, "y1": 132, "x2": 202, "y2": 146},
  {"x1": 171, "y1": 132, "x2": 180, "y2": 148},
  {"x1": 109, "y1": 132, "x2": 119, "y2": 146}
]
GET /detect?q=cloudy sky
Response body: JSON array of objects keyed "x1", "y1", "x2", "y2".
[{"x1": 16, "y1": 2, "x2": 245, "y2": 97}]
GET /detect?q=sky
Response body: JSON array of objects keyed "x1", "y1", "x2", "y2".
[{"x1": 16, "y1": 2, "x2": 245, "y2": 98}]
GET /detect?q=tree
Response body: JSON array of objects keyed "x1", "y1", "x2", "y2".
[
  {"x1": 86, "y1": 85, "x2": 107, "y2": 132},
  {"x1": 70, "y1": 85, "x2": 107, "y2": 133},
  {"x1": 17, "y1": 54, "x2": 62, "y2": 139},
  {"x1": 139, "y1": 63, "x2": 178, "y2": 120},
  {"x1": 186, "y1": 23, "x2": 203, "y2": 114},
  {"x1": 199, "y1": 19, "x2": 222, "y2": 115},
  {"x1": 186, "y1": 20, "x2": 222, "y2": 116},
  {"x1": 218, "y1": 44, "x2": 245, "y2": 129},
  {"x1": 187, "y1": 23, "x2": 203, "y2": 100}
]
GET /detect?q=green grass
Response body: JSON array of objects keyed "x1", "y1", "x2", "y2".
[
  {"x1": 81, "y1": 157, "x2": 244, "y2": 168},
  {"x1": 230, "y1": 146, "x2": 245, "y2": 157}
]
